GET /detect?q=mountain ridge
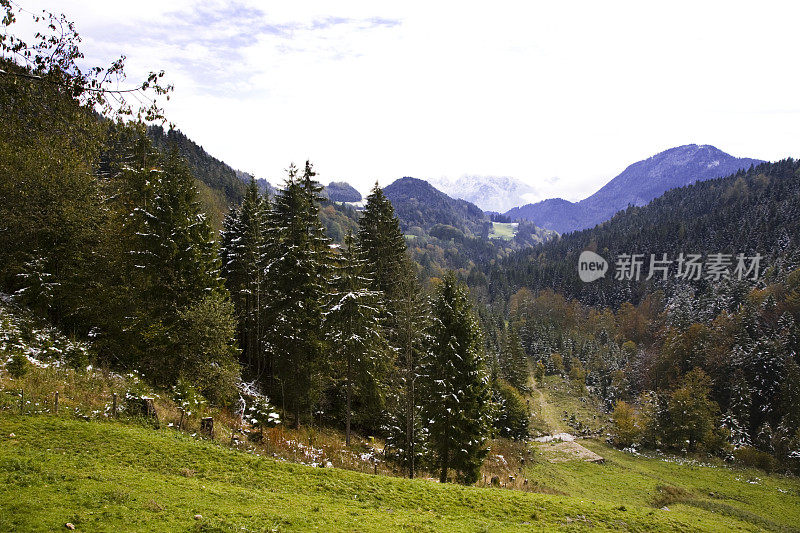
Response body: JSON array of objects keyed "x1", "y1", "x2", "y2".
[
  {"x1": 430, "y1": 175, "x2": 539, "y2": 213},
  {"x1": 505, "y1": 144, "x2": 763, "y2": 233},
  {"x1": 383, "y1": 177, "x2": 488, "y2": 235}
]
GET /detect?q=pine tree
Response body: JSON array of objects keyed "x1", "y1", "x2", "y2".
[
  {"x1": 491, "y1": 379, "x2": 530, "y2": 440},
  {"x1": 499, "y1": 327, "x2": 529, "y2": 392},
  {"x1": 357, "y1": 182, "x2": 409, "y2": 304},
  {"x1": 385, "y1": 256, "x2": 430, "y2": 478},
  {"x1": 722, "y1": 370, "x2": 752, "y2": 447},
  {"x1": 220, "y1": 179, "x2": 271, "y2": 378},
  {"x1": 325, "y1": 231, "x2": 387, "y2": 444},
  {"x1": 423, "y1": 272, "x2": 491, "y2": 484},
  {"x1": 358, "y1": 182, "x2": 429, "y2": 476},
  {"x1": 265, "y1": 161, "x2": 331, "y2": 427},
  {"x1": 128, "y1": 146, "x2": 233, "y2": 387},
  {"x1": 778, "y1": 356, "x2": 800, "y2": 440}
]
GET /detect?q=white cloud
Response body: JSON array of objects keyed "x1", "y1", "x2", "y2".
[{"x1": 14, "y1": 0, "x2": 800, "y2": 198}]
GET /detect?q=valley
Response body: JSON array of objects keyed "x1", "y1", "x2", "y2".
[{"x1": 2, "y1": 2, "x2": 800, "y2": 531}]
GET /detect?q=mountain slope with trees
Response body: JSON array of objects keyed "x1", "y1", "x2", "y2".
[
  {"x1": 506, "y1": 145, "x2": 763, "y2": 233},
  {"x1": 483, "y1": 158, "x2": 800, "y2": 307},
  {"x1": 384, "y1": 177, "x2": 488, "y2": 236},
  {"x1": 475, "y1": 157, "x2": 800, "y2": 472}
]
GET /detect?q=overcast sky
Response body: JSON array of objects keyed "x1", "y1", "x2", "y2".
[{"x1": 16, "y1": 1, "x2": 800, "y2": 200}]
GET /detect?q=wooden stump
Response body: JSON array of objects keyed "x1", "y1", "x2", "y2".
[
  {"x1": 201, "y1": 417, "x2": 214, "y2": 437},
  {"x1": 129, "y1": 397, "x2": 159, "y2": 427}
]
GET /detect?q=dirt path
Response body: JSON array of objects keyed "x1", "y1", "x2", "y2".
[
  {"x1": 532, "y1": 386, "x2": 566, "y2": 434},
  {"x1": 529, "y1": 382, "x2": 605, "y2": 464}
]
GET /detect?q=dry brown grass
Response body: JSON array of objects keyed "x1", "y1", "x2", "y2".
[{"x1": 2, "y1": 362, "x2": 560, "y2": 492}]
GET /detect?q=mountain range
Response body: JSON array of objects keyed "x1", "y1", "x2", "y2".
[
  {"x1": 504, "y1": 144, "x2": 763, "y2": 233},
  {"x1": 481, "y1": 156, "x2": 800, "y2": 308},
  {"x1": 147, "y1": 129, "x2": 767, "y2": 257},
  {"x1": 429, "y1": 175, "x2": 540, "y2": 213}
]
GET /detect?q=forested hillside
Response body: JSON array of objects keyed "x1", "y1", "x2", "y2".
[
  {"x1": 470, "y1": 158, "x2": 800, "y2": 473},
  {"x1": 382, "y1": 177, "x2": 555, "y2": 281},
  {"x1": 0, "y1": 1, "x2": 527, "y2": 487},
  {"x1": 506, "y1": 145, "x2": 763, "y2": 233},
  {"x1": 384, "y1": 177, "x2": 488, "y2": 235},
  {"x1": 481, "y1": 159, "x2": 800, "y2": 307}
]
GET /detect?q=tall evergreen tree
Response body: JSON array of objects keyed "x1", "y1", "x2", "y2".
[
  {"x1": 423, "y1": 272, "x2": 491, "y2": 484},
  {"x1": 325, "y1": 231, "x2": 387, "y2": 444},
  {"x1": 357, "y1": 182, "x2": 409, "y2": 304},
  {"x1": 358, "y1": 183, "x2": 429, "y2": 477},
  {"x1": 265, "y1": 161, "x2": 331, "y2": 426},
  {"x1": 220, "y1": 179, "x2": 271, "y2": 378},
  {"x1": 127, "y1": 146, "x2": 233, "y2": 386},
  {"x1": 722, "y1": 369, "x2": 752, "y2": 447},
  {"x1": 500, "y1": 327, "x2": 529, "y2": 392},
  {"x1": 385, "y1": 256, "x2": 430, "y2": 478}
]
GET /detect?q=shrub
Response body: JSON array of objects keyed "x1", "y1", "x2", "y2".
[
  {"x1": 492, "y1": 380, "x2": 529, "y2": 440},
  {"x1": 172, "y1": 379, "x2": 207, "y2": 416},
  {"x1": 652, "y1": 485, "x2": 690, "y2": 508},
  {"x1": 5, "y1": 352, "x2": 30, "y2": 378},
  {"x1": 611, "y1": 400, "x2": 640, "y2": 447},
  {"x1": 734, "y1": 446, "x2": 778, "y2": 473}
]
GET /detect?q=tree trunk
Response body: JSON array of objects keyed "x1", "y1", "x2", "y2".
[
  {"x1": 406, "y1": 337, "x2": 415, "y2": 479},
  {"x1": 439, "y1": 447, "x2": 449, "y2": 483},
  {"x1": 346, "y1": 351, "x2": 352, "y2": 446}
]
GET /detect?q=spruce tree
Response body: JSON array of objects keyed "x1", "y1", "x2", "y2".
[
  {"x1": 357, "y1": 182, "x2": 409, "y2": 304},
  {"x1": 220, "y1": 179, "x2": 271, "y2": 378},
  {"x1": 128, "y1": 146, "x2": 232, "y2": 386},
  {"x1": 500, "y1": 327, "x2": 529, "y2": 392},
  {"x1": 266, "y1": 161, "x2": 331, "y2": 426},
  {"x1": 325, "y1": 231, "x2": 387, "y2": 444},
  {"x1": 722, "y1": 370, "x2": 752, "y2": 447},
  {"x1": 385, "y1": 255, "x2": 430, "y2": 478},
  {"x1": 423, "y1": 272, "x2": 491, "y2": 484}
]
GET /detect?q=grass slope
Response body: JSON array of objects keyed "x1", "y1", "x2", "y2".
[
  {"x1": 525, "y1": 441, "x2": 800, "y2": 532},
  {"x1": 1, "y1": 416, "x2": 772, "y2": 533},
  {"x1": 487, "y1": 222, "x2": 517, "y2": 241},
  {"x1": 521, "y1": 376, "x2": 800, "y2": 532}
]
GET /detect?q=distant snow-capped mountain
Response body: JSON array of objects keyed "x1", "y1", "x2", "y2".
[{"x1": 429, "y1": 175, "x2": 539, "y2": 213}]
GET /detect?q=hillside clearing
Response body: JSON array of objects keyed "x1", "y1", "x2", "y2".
[{"x1": 2, "y1": 416, "x2": 799, "y2": 532}]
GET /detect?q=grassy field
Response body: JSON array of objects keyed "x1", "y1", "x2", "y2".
[
  {"x1": 1, "y1": 416, "x2": 798, "y2": 532},
  {"x1": 487, "y1": 222, "x2": 518, "y2": 241},
  {"x1": 524, "y1": 440, "x2": 800, "y2": 532}
]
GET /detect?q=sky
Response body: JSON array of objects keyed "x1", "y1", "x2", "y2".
[{"x1": 12, "y1": 1, "x2": 800, "y2": 200}]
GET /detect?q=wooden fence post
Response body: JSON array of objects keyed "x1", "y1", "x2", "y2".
[
  {"x1": 201, "y1": 417, "x2": 214, "y2": 438},
  {"x1": 54, "y1": 391, "x2": 59, "y2": 414},
  {"x1": 19, "y1": 389, "x2": 24, "y2": 415},
  {"x1": 178, "y1": 408, "x2": 185, "y2": 431},
  {"x1": 112, "y1": 393, "x2": 118, "y2": 418}
]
